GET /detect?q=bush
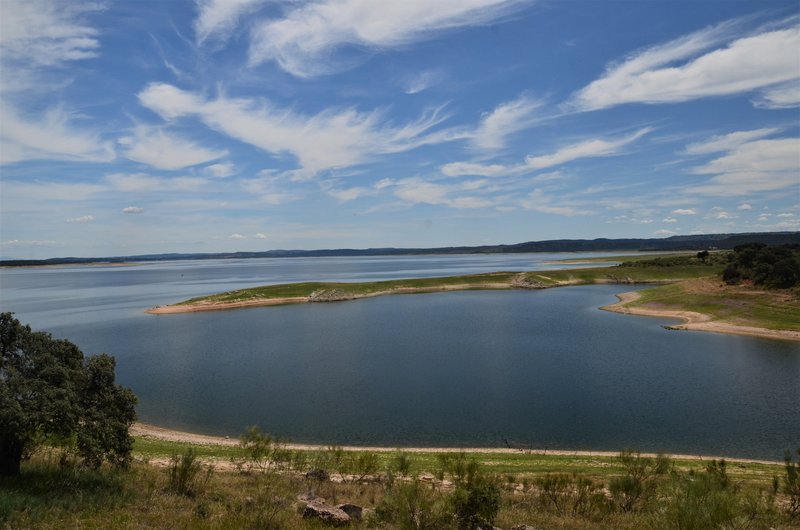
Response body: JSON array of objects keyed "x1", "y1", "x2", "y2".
[
  {"x1": 783, "y1": 449, "x2": 800, "y2": 519},
  {"x1": 609, "y1": 451, "x2": 671, "y2": 512},
  {"x1": 438, "y1": 454, "x2": 501, "y2": 529},
  {"x1": 167, "y1": 448, "x2": 212, "y2": 497},
  {"x1": 376, "y1": 478, "x2": 452, "y2": 530},
  {"x1": 536, "y1": 473, "x2": 609, "y2": 517}
]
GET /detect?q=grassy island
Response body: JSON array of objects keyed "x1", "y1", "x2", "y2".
[{"x1": 146, "y1": 252, "x2": 800, "y2": 341}]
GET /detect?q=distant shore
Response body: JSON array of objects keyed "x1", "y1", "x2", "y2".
[{"x1": 131, "y1": 423, "x2": 782, "y2": 466}]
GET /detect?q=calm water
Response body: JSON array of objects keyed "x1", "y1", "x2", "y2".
[{"x1": 1, "y1": 254, "x2": 798, "y2": 460}]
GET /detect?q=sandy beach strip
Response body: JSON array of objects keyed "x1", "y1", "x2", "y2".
[
  {"x1": 144, "y1": 283, "x2": 516, "y2": 314},
  {"x1": 131, "y1": 423, "x2": 782, "y2": 465},
  {"x1": 601, "y1": 291, "x2": 800, "y2": 342}
]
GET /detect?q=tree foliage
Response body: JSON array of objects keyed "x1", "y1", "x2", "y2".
[
  {"x1": 723, "y1": 243, "x2": 800, "y2": 288},
  {"x1": 0, "y1": 313, "x2": 136, "y2": 476}
]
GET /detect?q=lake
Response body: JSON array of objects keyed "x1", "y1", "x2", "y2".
[{"x1": 1, "y1": 254, "x2": 798, "y2": 460}]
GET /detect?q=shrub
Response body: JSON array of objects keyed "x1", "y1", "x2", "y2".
[
  {"x1": 609, "y1": 451, "x2": 671, "y2": 512},
  {"x1": 783, "y1": 449, "x2": 800, "y2": 519},
  {"x1": 376, "y1": 478, "x2": 452, "y2": 530},
  {"x1": 439, "y1": 453, "x2": 501, "y2": 529},
  {"x1": 536, "y1": 473, "x2": 609, "y2": 517},
  {"x1": 167, "y1": 448, "x2": 212, "y2": 497}
]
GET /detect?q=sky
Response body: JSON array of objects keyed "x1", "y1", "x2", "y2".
[{"x1": 0, "y1": 0, "x2": 799, "y2": 259}]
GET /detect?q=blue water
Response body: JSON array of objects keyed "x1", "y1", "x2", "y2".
[{"x1": 1, "y1": 254, "x2": 798, "y2": 459}]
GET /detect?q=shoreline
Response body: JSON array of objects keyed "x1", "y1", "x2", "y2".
[
  {"x1": 601, "y1": 291, "x2": 800, "y2": 342},
  {"x1": 131, "y1": 423, "x2": 782, "y2": 465}
]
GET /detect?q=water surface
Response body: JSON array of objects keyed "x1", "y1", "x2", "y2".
[{"x1": 1, "y1": 255, "x2": 797, "y2": 459}]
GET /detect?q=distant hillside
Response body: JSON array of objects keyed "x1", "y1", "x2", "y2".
[{"x1": 2, "y1": 231, "x2": 798, "y2": 267}]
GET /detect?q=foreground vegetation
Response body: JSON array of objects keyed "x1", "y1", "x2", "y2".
[{"x1": 3, "y1": 433, "x2": 799, "y2": 529}]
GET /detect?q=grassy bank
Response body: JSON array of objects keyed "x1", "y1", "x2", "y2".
[{"x1": 3, "y1": 439, "x2": 798, "y2": 529}]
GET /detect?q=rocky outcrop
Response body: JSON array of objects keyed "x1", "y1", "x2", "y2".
[
  {"x1": 336, "y1": 503, "x2": 363, "y2": 520},
  {"x1": 302, "y1": 500, "x2": 351, "y2": 525},
  {"x1": 510, "y1": 274, "x2": 548, "y2": 289},
  {"x1": 308, "y1": 289, "x2": 358, "y2": 302}
]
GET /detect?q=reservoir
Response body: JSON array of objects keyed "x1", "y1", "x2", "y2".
[{"x1": 1, "y1": 254, "x2": 798, "y2": 460}]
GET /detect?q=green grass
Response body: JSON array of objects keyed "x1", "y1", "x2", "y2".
[
  {"x1": 629, "y1": 281, "x2": 800, "y2": 331},
  {"x1": 3, "y1": 444, "x2": 796, "y2": 530},
  {"x1": 178, "y1": 272, "x2": 519, "y2": 305}
]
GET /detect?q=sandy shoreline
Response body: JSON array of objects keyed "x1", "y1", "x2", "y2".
[
  {"x1": 131, "y1": 423, "x2": 781, "y2": 465},
  {"x1": 601, "y1": 291, "x2": 800, "y2": 342}
]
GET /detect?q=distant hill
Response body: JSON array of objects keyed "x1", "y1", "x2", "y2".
[{"x1": 2, "y1": 231, "x2": 798, "y2": 267}]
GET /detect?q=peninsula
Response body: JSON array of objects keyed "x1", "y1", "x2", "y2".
[{"x1": 146, "y1": 252, "x2": 800, "y2": 341}]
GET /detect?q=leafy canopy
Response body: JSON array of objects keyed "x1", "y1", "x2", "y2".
[{"x1": 0, "y1": 313, "x2": 137, "y2": 476}]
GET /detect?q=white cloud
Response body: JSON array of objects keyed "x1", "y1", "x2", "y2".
[
  {"x1": 685, "y1": 128, "x2": 780, "y2": 155},
  {"x1": 441, "y1": 161, "x2": 510, "y2": 177},
  {"x1": 0, "y1": 104, "x2": 114, "y2": 164},
  {"x1": 240, "y1": 173, "x2": 301, "y2": 205},
  {"x1": 66, "y1": 215, "x2": 94, "y2": 223},
  {"x1": 441, "y1": 128, "x2": 651, "y2": 177},
  {"x1": 671, "y1": 208, "x2": 697, "y2": 215},
  {"x1": 388, "y1": 177, "x2": 494, "y2": 209},
  {"x1": 203, "y1": 162, "x2": 236, "y2": 178},
  {"x1": 0, "y1": 0, "x2": 101, "y2": 67},
  {"x1": 754, "y1": 80, "x2": 800, "y2": 109},
  {"x1": 572, "y1": 20, "x2": 800, "y2": 110},
  {"x1": 194, "y1": 0, "x2": 266, "y2": 44},
  {"x1": 122, "y1": 206, "x2": 145, "y2": 214},
  {"x1": 120, "y1": 126, "x2": 227, "y2": 170},
  {"x1": 688, "y1": 137, "x2": 799, "y2": 196},
  {"x1": 737, "y1": 203, "x2": 752, "y2": 211},
  {"x1": 520, "y1": 189, "x2": 592, "y2": 216},
  {"x1": 248, "y1": 0, "x2": 528, "y2": 77},
  {"x1": 777, "y1": 213, "x2": 796, "y2": 218},
  {"x1": 1, "y1": 181, "x2": 106, "y2": 201},
  {"x1": 662, "y1": 217, "x2": 678, "y2": 223},
  {"x1": 139, "y1": 83, "x2": 455, "y2": 178},
  {"x1": 654, "y1": 229, "x2": 676, "y2": 236},
  {"x1": 107, "y1": 173, "x2": 208, "y2": 193},
  {"x1": 229, "y1": 233, "x2": 246, "y2": 239},
  {"x1": 327, "y1": 187, "x2": 370, "y2": 202},
  {"x1": 403, "y1": 69, "x2": 444, "y2": 94},
  {"x1": 471, "y1": 95, "x2": 542, "y2": 151},
  {"x1": 254, "y1": 233, "x2": 267, "y2": 239}
]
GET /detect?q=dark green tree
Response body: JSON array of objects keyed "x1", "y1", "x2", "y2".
[{"x1": 0, "y1": 313, "x2": 136, "y2": 476}]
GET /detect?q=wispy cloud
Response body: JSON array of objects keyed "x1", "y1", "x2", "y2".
[
  {"x1": 386, "y1": 177, "x2": 495, "y2": 209},
  {"x1": 687, "y1": 136, "x2": 799, "y2": 196},
  {"x1": 248, "y1": 0, "x2": 529, "y2": 77},
  {"x1": 572, "y1": 19, "x2": 800, "y2": 110},
  {"x1": 402, "y1": 69, "x2": 444, "y2": 94},
  {"x1": 139, "y1": 83, "x2": 456, "y2": 178},
  {"x1": 753, "y1": 80, "x2": 800, "y2": 109},
  {"x1": 671, "y1": 208, "x2": 697, "y2": 215},
  {"x1": 202, "y1": 162, "x2": 236, "y2": 178},
  {"x1": 194, "y1": 0, "x2": 266, "y2": 44},
  {"x1": 471, "y1": 94, "x2": 542, "y2": 151},
  {"x1": 122, "y1": 206, "x2": 145, "y2": 214},
  {"x1": 520, "y1": 189, "x2": 594, "y2": 216},
  {"x1": 66, "y1": 215, "x2": 94, "y2": 223},
  {"x1": 107, "y1": 173, "x2": 209, "y2": 193},
  {"x1": 442, "y1": 128, "x2": 652, "y2": 177},
  {"x1": 685, "y1": 127, "x2": 781, "y2": 155},
  {"x1": 0, "y1": 104, "x2": 114, "y2": 164},
  {"x1": 119, "y1": 126, "x2": 227, "y2": 170},
  {"x1": 0, "y1": 0, "x2": 101, "y2": 67}
]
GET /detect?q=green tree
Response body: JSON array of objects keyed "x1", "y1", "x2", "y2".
[{"x1": 0, "y1": 313, "x2": 136, "y2": 476}]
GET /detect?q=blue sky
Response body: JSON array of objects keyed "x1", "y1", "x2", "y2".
[{"x1": 0, "y1": 0, "x2": 798, "y2": 258}]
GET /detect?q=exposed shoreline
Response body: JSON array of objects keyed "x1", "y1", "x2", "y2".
[
  {"x1": 601, "y1": 291, "x2": 800, "y2": 342},
  {"x1": 131, "y1": 423, "x2": 782, "y2": 465}
]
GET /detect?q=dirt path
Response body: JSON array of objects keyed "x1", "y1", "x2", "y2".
[{"x1": 601, "y1": 291, "x2": 800, "y2": 341}]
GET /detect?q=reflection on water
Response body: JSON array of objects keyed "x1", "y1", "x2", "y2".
[{"x1": 1, "y1": 255, "x2": 798, "y2": 459}]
